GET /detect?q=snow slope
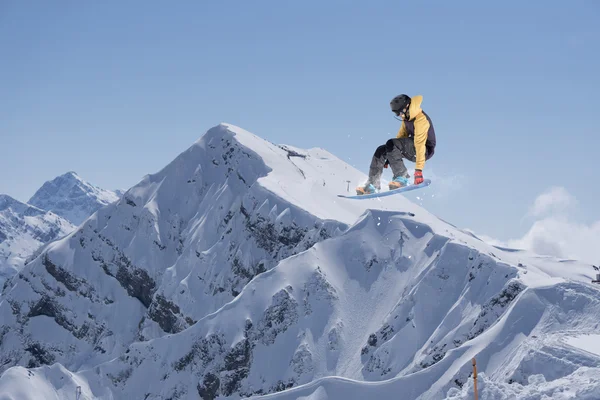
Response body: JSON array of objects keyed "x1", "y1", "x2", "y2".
[
  {"x1": 28, "y1": 171, "x2": 122, "y2": 226},
  {"x1": 64, "y1": 211, "x2": 600, "y2": 400},
  {"x1": 0, "y1": 364, "x2": 107, "y2": 400},
  {"x1": 0, "y1": 194, "x2": 74, "y2": 290},
  {"x1": 1, "y1": 123, "x2": 599, "y2": 400}
]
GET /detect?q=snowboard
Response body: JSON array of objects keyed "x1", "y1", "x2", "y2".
[{"x1": 337, "y1": 179, "x2": 431, "y2": 199}]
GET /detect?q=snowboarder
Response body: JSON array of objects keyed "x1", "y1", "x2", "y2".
[{"x1": 356, "y1": 94, "x2": 436, "y2": 195}]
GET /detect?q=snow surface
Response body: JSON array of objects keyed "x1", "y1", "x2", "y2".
[
  {"x1": 564, "y1": 334, "x2": 600, "y2": 357},
  {"x1": 1, "y1": 123, "x2": 599, "y2": 400},
  {"x1": 0, "y1": 194, "x2": 74, "y2": 290},
  {"x1": 28, "y1": 171, "x2": 121, "y2": 225}
]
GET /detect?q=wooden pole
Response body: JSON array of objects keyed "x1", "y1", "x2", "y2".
[{"x1": 472, "y1": 358, "x2": 478, "y2": 400}]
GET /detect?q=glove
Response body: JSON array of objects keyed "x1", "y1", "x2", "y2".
[
  {"x1": 384, "y1": 160, "x2": 389, "y2": 168},
  {"x1": 414, "y1": 169, "x2": 424, "y2": 185}
]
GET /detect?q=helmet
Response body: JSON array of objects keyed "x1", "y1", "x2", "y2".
[{"x1": 390, "y1": 94, "x2": 411, "y2": 119}]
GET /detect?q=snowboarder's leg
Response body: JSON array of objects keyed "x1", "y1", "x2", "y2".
[
  {"x1": 356, "y1": 144, "x2": 387, "y2": 194},
  {"x1": 367, "y1": 144, "x2": 389, "y2": 189},
  {"x1": 386, "y1": 138, "x2": 416, "y2": 189}
]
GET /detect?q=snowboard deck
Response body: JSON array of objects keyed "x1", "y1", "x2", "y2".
[{"x1": 338, "y1": 179, "x2": 431, "y2": 199}]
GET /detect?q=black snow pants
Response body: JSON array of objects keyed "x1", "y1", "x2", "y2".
[{"x1": 367, "y1": 138, "x2": 417, "y2": 189}]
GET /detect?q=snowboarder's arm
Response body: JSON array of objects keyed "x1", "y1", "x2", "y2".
[
  {"x1": 413, "y1": 113, "x2": 430, "y2": 170},
  {"x1": 396, "y1": 122, "x2": 408, "y2": 138}
]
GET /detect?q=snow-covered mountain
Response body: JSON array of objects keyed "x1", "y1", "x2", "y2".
[
  {"x1": 0, "y1": 195, "x2": 75, "y2": 291},
  {"x1": 0, "y1": 172, "x2": 119, "y2": 291},
  {"x1": 1, "y1": 123, "x2": 599, "y2": 400},
  {"x1": 28, "y1": 171, "x2": 122, "y2": 226}
]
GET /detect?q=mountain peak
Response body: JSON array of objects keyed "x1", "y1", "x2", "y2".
[
  {"x1": 28, "y1": 171, "x2": 121, "y2": 225},
  {"x1": 184, "y1": 122, "x2": 418, "y2": 225},
  {"x1": 59, "y1": 170, "x2": 82, "y2": 180},
  {"x1": 44, "y1": 171, "x2": 86, "y2": 189}
]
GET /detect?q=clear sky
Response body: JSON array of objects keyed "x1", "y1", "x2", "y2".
[{"x1": 1, "y1": 1, "x2": 599, "y2": 261}]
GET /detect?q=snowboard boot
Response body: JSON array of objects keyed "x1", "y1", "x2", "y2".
[
  {"x1": 356, "y1": 183, "x2": 378, "y2": 195},
  {"x1": 389, "y1": 174, "x2": 410, "y2": 190}
]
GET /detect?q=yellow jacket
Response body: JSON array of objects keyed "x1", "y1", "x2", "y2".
[{"x1": 396, "y1": 95, "x2": 435, "y2": 170}]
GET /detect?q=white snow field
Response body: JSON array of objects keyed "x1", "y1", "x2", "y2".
[{"x1": 0, "y1": 123, "x2": 599, "y2": 400}]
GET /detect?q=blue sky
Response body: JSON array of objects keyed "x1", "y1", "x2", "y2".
[{"x1": 1, "y1": 1, "x2": 599, "y2": 251}]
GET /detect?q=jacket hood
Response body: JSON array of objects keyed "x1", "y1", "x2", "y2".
[{"x1": 408, "y1": 95, "x2": 423, "y2": 120}]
